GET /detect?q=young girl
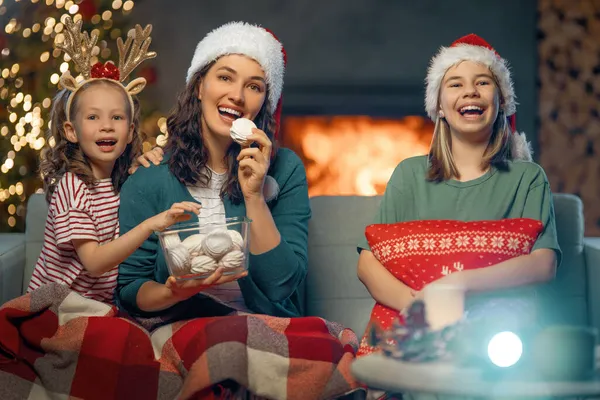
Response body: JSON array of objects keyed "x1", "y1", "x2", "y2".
[
  {"x1": 27, "y1": 17, "x2": 200, "y2": 303},
  {"x1": 356, "y1": 34, "x2": 561, "y2": 357}
]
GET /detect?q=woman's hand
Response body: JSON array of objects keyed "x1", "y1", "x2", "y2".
[
  {"x1": 165, "y1": 268, "x2": 248, "y2": 302},
  {"x1": 237, "y1": 128, "x2": 272, "y2": 201},
  {"x1": 129, "y1": 146, "x2": 164, "y2": 174}
]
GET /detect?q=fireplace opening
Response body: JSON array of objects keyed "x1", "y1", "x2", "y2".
[{"x1": 281, "y1": 116, "x2": 434, "y2": 197}]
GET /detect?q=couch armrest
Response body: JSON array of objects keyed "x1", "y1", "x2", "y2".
[
  {"x1": 0, "y1": 233, "x2": 26, "y2": 305},
  {"x1": 584, "y1": 238, "x2": 600, "y2": 333}
]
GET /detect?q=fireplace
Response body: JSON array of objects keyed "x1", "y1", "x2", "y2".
[
  {"x1": 281, "y1": 116, "x2": 433, "y2": 196},
  {"x1": 281, "y1": 83, "x2": 434, "y2": 196}
]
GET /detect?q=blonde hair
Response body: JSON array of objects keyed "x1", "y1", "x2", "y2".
[
  {"x1": 39, "y1": 80, "x2": 142, "y2": 202},
  {"x1": 427, "y1": 72, "x2": 526, "y2": 182}
]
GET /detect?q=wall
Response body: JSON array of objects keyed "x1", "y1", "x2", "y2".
[
  {"x1": 537, "y1": 0, "x2": 600, "y2": 235},
  {"x1": 132, "y1": 0, "x2": 539, "y2": 151}
]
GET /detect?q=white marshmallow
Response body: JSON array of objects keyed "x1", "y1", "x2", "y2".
[
  {"x1": 227, "y1": 230, "x2": 245, "y2": 251},
  {"x1": 162, "y1": 232, "x2": 182, "y2": 249},
  {"x1": 182, "y1": 233, "x2": 205, "y2": 254},
  {"x1": 230, "y1": 118, "x2": 256, "y2": 146},
  {"x1": 201, "y1": 230, "x2": 233, "y2": 260},
  {"x1": 168, "y1": 244, "x2": 190, "y2": 276},
  {"x1": 218, "y1": 250, "x2": 245, "y2": 270},
  {"x1": 190, "y1": 255, "x2": 218, "y2": 275}
]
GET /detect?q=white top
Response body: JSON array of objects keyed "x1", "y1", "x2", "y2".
[
  {"x1": 186, "y1": 169, "x2": 251, "y2": 313},
  {"x1": 352, "y1": 353, "x2": 600, "y2": 397}
]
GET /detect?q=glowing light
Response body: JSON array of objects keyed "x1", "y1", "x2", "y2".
[{"x1": 488, "y1": 332, "x2": 523, "y2": 368}]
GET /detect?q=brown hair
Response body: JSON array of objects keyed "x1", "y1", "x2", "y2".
[
  {"x1": 39, "y1": 80, "x2": 142, "y2": 202},
  {"x1": 427, "y1": 73, "x2": 513, "y2": 182},
  {"x1": 164, "y1": 63, "x2": 277, "y2": 204}
]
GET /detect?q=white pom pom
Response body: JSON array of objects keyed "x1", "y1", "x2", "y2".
[
  {"x1": 263, "y1": 175, "x2": 280, "y2": 202},
  {"x1": 511, "y1": 131, "x2": 533, "y2": 161}
]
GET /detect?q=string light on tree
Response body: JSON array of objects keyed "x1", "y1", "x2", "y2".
[{"x1": 0, "y1": 0, "x2": 161, "y2": 231}]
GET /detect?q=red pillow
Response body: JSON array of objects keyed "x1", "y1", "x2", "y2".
[
  {"x1": 365, "y1": 218, "x2": 543, "y2": 291},
  {"x1": 356, "y1": 218, "x2": 543, "y2": 357}
]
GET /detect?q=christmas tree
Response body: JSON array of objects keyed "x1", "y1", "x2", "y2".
[{"x1": 0, "y1": 0, "x2": 165, "y2": 232}]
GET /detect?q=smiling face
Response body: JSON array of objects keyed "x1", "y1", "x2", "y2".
[
  {"x1": 439, "y1": 60, "x2": 502, "y2": 142},
  {"x1": 63, "y1": 81, "x2": 133, "y2": 178},
  {"x1": 197, "y1": 54, "x2": 267, "y2": 141}
]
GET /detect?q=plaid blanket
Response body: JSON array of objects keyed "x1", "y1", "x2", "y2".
[{"x1": 0, "y1": 283, "x2": 363, "y2": 400}]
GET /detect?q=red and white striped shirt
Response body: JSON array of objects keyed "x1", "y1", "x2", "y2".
[{"x1": 28, "y1": 172, "x2": 120, "y2": 303}]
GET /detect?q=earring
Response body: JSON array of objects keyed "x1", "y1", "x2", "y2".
[{"x1": 438, "y1": 110, "x2": 445, "y2": 119}]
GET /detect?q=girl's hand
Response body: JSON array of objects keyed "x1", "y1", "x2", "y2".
[
  {"x1": 237, "y1": 128, "x2": 272, "y2": 201},
  {"x1": 145, "y1": 201, "x2": 201, "y2": 232},
  {"x1": 129, "y1": 146, "x2": 164, "y2": 174},
  {"x1": 165, "y1": 268, "x2": 248, "y2": 302}
]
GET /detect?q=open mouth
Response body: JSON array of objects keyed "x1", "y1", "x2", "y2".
[
  {"x1": 218, "y1": 106, "x2": 242, "y2": 120},
  {"x1": 458, "y1": 105, "x2": 485, "y2": 116},
  {"x1": 96, "y1": 139, "x2": 117, "y2": 148}
]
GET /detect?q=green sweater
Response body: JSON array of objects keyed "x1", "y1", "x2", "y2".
[
  {"x1": 116, "y1": 148, "x2": 311, "y2": 318},
  {"x1": 359, "y1": 155, "x2": 561, "y2": 265}
]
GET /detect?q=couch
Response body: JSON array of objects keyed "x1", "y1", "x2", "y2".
[{"x1": 1, "y1": 193, "x2": 600, "y2": 336}]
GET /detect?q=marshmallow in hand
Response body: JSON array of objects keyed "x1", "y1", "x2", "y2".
[{"x1": 230, "y1": 118, "x2": 256, "y2": 146}]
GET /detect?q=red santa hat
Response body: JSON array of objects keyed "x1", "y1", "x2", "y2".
[
  {"x1": 425, "y1": 34, "x2": 531, "y2": 160},
  {"x1": 186, "y1": 22, "x2": 286, "y2": 138}
]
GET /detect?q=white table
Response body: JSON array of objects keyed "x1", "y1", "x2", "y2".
[{"x1": 352, "y1": 354, "x2": 600, "y2": 398}]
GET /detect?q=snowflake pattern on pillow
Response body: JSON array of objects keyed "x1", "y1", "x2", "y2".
[{"x1": 357, "y1": 218, "x2": 543, "y2": 357}]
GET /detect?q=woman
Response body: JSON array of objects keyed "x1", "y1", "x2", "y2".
[
  {"x1": 356, "y1": 34, "x2": 561, "y2": 358},
  {"x1": 116, "y1": 22, "x2": 311, "y2": 319}
]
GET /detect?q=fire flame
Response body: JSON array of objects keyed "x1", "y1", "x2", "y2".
[{"x1": 282, "y1": 116, "x2": 434, "y2": 196}]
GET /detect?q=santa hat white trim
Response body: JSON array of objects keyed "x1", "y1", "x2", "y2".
[
  {"x1": 425, "y1": 43, "x2": 516, "y2": 122},
  {"x1": 186, "y1": 22, "x2": 284, "y2": 113}
]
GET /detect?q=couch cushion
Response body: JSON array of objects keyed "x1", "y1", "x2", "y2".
[
  {"x1": 0, "y1": 233, "x2": 25, "y2": 303},
  {"x1": 539, "y1": 193, "x2": 587, "y2": 326},
  {"x1": 23, "y1": 194, "x2": 48, "y2": 293},
  {"x1": 306, "y1": 196, "x2": 378, "y2": 335}
]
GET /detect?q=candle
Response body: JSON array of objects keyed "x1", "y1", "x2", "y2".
[{"x1": 423, "y1": 283, "x2": 465, "y2": 330}]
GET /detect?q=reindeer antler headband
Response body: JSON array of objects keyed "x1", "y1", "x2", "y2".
[{"x1": 56, "y1": 16, "x2": 156, "y2": 121}]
